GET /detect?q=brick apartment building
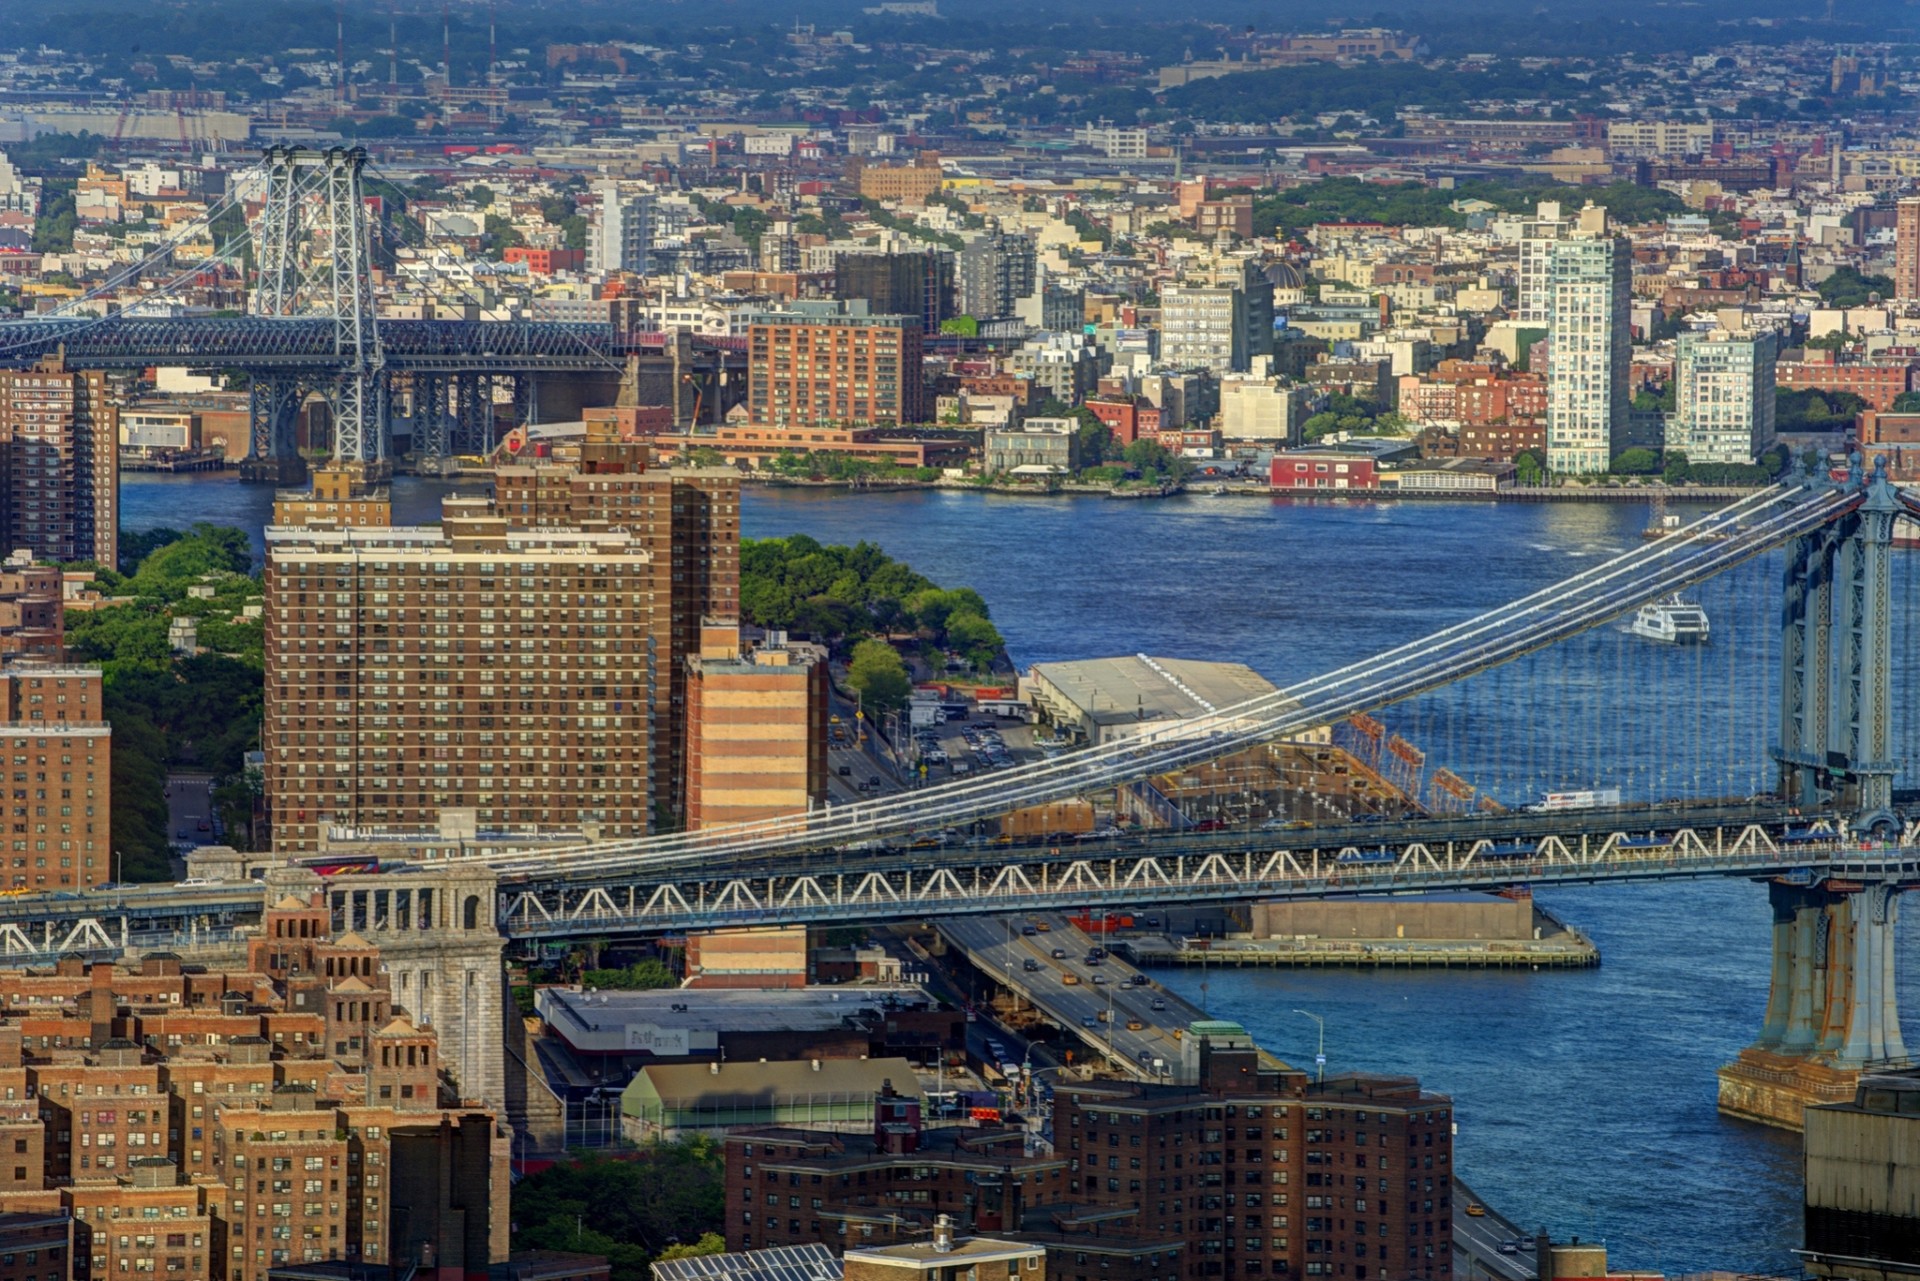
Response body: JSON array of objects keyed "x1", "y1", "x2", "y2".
[
  {"x1": 683, "y1": 623, "x2": 829, "y2": 831},
  {"x1": 0, "y1": 353, "x2": 117, "y2": 569},
  {"x1": 723, "y1": 1042, "x2": 1453, "y2": 1281},
  {"x1": 0, "y1": 894, "x2": 510, "y2": 1281},
  {"x1": 748, "y1": 303, "x2": 929, "y2": 430},
  {"x1": 263, "y1": 513, "x2": 657, "y2": 853},
  {"x1": 0, "y1": 665, "x2": 111, "y2": 891},
  {"x1": 266, "y1": 427, "x2": 746, "y2": 842},
  {"x1": 1776, "y1": 350, "x2": 1917, "y2": 413}
]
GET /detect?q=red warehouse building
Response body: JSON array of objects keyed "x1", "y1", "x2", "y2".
[{"x1": 1271, "y1": 452, "x2": 1381, "y2": 491}]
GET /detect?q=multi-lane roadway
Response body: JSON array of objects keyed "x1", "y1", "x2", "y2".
[{"x1": 939, "y1": 912, "x2": 1200, "y2": 1078}]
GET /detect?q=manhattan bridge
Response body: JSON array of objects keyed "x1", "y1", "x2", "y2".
[{"x1": 0, "y1": 148, "x2": 1918, "y2": 1118}]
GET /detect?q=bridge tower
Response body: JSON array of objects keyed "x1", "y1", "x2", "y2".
[
  {"x1": 1775, "y1": 454, "x2": 1900, "y2": 832},
  {"x1": 240, "y1": 145, "x2": 388, "y2": 483},
  {"x1": 1722, "y1": 455, "x2": 1914, "y2": 1129}
]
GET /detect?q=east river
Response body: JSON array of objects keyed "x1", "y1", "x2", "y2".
[{"x1": 121, "y1": 472, "x2": 1920, "y2": 1271}]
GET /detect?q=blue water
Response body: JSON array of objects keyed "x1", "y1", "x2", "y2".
[{"x1": 120, "y1": 475, "x2": 1917, "y2": 1271}]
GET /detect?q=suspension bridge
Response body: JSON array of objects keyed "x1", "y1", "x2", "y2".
[
  {"x1": 0, "y1": 146, "x2": 744, "y2": 475},
  {"x1": 0, "y1": 457, "x2": 1916, "y2": 1123}
]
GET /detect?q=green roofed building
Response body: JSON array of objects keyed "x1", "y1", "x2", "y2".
[{"x1": 620, "y1": 1057, "x2": 921, "y2": 1138}]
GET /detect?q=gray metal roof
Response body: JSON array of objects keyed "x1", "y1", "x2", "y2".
[{"x1": 651, "y1": 1243, "x2": 843, "y2": 1281}]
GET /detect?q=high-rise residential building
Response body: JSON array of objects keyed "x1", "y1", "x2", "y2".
[
  {"x1": 1515, "y1": 201, "x2": 1566, "y2": 325},
  {"x1": 748, "y1": 302, "x2": 928, "y2": 428},
  {"x1": 1158, "y1": 259, "x2": 1273, "y2": 375},
  {"x1": 263, "y1": 512, "x2": 657, "y2": 853},
  {"x1": 1544, "y1": 210, "x2": 1631, "y2": 475},
  {"x1": 957, "y1": 233, "x2": 1036, "y2": 320},
  {"x1": 587, "y1": 180, "x2": 655, "y2": 275},
  {"x1": 1671, "y1": 330, "x2": 1779, "y2": 465},
  {"x1": 0, "y1": 666, "x2": 109, "y2": 890},
  {"x1": 1897, "y1": 198, "x2": 1920, "y2": 302},
  {"x1": 493, "y1": 429, "x2": 740, "y2": 823},
  {"x1": 0, "y1": 353, "x2": 117, "y2": 568},
  {"x1": 683, "y1": 622, "x2": 828, "y2": 830},
  {"x1": 834, "y1": 250, "x2": 954, "y2": 335}
]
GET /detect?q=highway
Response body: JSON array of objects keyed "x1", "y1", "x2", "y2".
[
  {"x1": 1451, "y1": 1176, "x2": 1538, "y2": 1281},
  {"x1": 940, "y1": 913, "x2": 1204, "y2": 1079}
]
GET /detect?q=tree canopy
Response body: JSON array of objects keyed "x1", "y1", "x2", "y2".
[{"x1": 510, "y1": 1144, "x2": 726, "y2": 1281}]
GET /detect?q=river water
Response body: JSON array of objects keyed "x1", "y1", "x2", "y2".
[{"x1": 122, "y1": 474, "x2": 1915, "y2": 1271}]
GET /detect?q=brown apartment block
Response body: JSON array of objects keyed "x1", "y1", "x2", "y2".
[
  {"x1": 0, "y1": 895, "x2": 509, "y2": 1281},
  {"x1": 0, "y1": 354, "x2": 117, "y2": 568},
  {"x1": 683, "y1": 621, "x2": 829, "y2": 830},
  {"x1": 491, "y1": 430, "x2": 740, "y2": 822},
  {"x1": 0, "y1": 553, "x2": 65, "y2": 662},
  {"x1": 726, "y1": 1042, "x2": 1453, "y2": 1281},
  {"x1": 748, "y1": 303, "x2": 928, "y2": 430},
  {"x1": 0, "y1": 666, "x2": 110, "y2": 890},
  {"x1": 271, "y1": 466, "x2": 393, "y2": 530},
  {"x1": 263, "y1": 509, "x2": 656, "y2": 853}
]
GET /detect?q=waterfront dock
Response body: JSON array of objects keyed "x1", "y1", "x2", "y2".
[
  {"x1": 1124, "y1": 896, "x2": 1599, "y2": 970},
  {"x1": 119, "y1": 448, "x2": 230, "y2": 473}
]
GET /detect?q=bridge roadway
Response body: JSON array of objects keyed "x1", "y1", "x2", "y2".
[
  {"x1": 939, "y1": 913, "x2": 1201, "y2": 1080},
  {"x1": 0, "y1": 316, "x2": 691, "y2": 373},
  {"x1": 3, "y1": 808, "x2": 1916, "y2": 956}
]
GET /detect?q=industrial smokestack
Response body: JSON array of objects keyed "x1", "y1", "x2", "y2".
[{"x1": 442, "y1": 1, "x2": 452, "y2": 87}]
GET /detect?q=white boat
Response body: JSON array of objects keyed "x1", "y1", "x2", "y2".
[{"x1": 1629, "y1": 596, "x2": 1710, "y2": 644}]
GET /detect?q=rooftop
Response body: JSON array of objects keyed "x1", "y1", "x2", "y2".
[
  {"x1": 542, "y1": 985, "x2": 934, "y2": 1037},
  {"x1": 1028, "y1": 654, "x2": 1277, "y2": 728}
]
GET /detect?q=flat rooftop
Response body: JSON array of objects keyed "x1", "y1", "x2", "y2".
[
  {"x1": 542, "y1": 985, "x2": 934, "y2": 1036},
  {"x1": 1029, "y1": 654, "x2": 1278, "y2": 728}
]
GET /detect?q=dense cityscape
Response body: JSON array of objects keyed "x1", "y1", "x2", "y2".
[{"x1": 0, "y1": 1, "x2": 1916, "y2": 1280}]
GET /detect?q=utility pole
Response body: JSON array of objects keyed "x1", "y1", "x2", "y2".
[{"x1": 1293, "y1": 1009, "x2": 1326, "y2": 1084}]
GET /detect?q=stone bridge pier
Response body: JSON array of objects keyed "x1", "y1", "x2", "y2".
[{"x1": 1717, "y1": 878, "x2": 1910, "y2": 1130}]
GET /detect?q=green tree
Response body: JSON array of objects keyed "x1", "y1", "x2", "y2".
[
  {"x1": 945, "y1": 610, "x2": 1003, "y2": 671},
  {"x1": 1123, "y1": 439, "x2": 1173, "y2": 472},
  {"x1": 511, "y1": 1144, "x2": 725, "y2": 1281},
  {"x1": 1815, "y1": 267, "x2": 1895, "y2": 309},
  {"x1": 655, "y1": 1236, "x2": 727, "y2": 1263},
  {"x1": 1514, "y1": 450, "x2": 1545, "y2": 486},
  {"x1": 581, "y1": 958, "x2": 677, "y2": 990},
  {"x1": 1611, "y1": 447, "x2": 1661, "y2": 475},
  {"x1": 1076, "y1": 419, "x2": 1114, "y2": 467},
  {"x1": 1662, "y1": 450, "x2": 1691, "y2": 486},
  {"x1": 1890, "y1": 392, "x2": 1920, "y2": 413},
  {"x1": 847, "y1": 638, "x2": 911, "y2": 715}
]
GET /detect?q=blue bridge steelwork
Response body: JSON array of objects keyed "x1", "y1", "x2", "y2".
[{"x1": 0, "y1": 459, "x2": 1914, "y2": 1121}]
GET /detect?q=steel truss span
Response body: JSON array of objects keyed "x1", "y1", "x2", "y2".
[
  {"x1": 0, "y1": 316, "x2": 624, "y2": 372},
  {"x1": 497, "y1": 822, "x2": 1920, "y2": 938},
  {"x1": 444, "y1": 480, "x2": 1857, "y2": 881}
]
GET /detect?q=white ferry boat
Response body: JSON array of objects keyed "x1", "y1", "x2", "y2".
[{"x1": 1629, "y1": 596, "x2": 1710, "y2": 644}]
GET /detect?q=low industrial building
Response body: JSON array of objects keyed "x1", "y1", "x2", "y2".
[
  {"x1": 1803, "y1": 1073, "x2": 1920, "y2": 1281},
  {"x1": 1025, "y1": 655, "x2": 1278, "y2": 745},
  {"x1": 535, "y1": 985, "x2": 961, "y2": 1076},
  {"x1": 621, "y1": 1056, "x2": 920, "y2": 1137}
]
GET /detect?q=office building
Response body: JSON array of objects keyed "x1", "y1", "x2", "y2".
[
  {"x1": 262, "y1": 512, "x2": 657, "y2": 853},
  {"x1": 748, "y1": 302, "x2": 928, "y2": 429},
  {"x1": 0, "y1": 666, "x2": 110, "y2": 890},
  {"x1": 1670, "y1": 330, "x2": 1778, "y2": 465},
  {"x1": 834, "y1": 251, "x2": 954, "y2": 336},
  {"x1": 588, "y1": 181, "x2": 655, "y2": 276},
  {"x1": 683, "y1": 622, "x2": 829, "y2": 830},
  {"x1": 0, "y1": 898, "x2": 510, "y2": 1281},
  {"x1": 1898, "y1": 198, "x2": 1920, "y2": 303},
  {"x1": 0, "y1": 353, "x2": 117, "y2": 568},
  {"x1": 1544, "y1": 210, "x2": 1631, "y2": 474},
  {"x1": 1804, "y1": 1073, "x2": 1920, "y2": 1281},
  {"x1": 1515, "y1": 202, "x2": 1565, "y2": 326},
  {"x1": 957, "y1": 234, "x2": 1036, "y2": 320}
]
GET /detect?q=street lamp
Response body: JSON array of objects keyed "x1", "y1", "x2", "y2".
[{"x1": 1293, "y1": 1009, "x2": 1326, "y2": 1084}]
